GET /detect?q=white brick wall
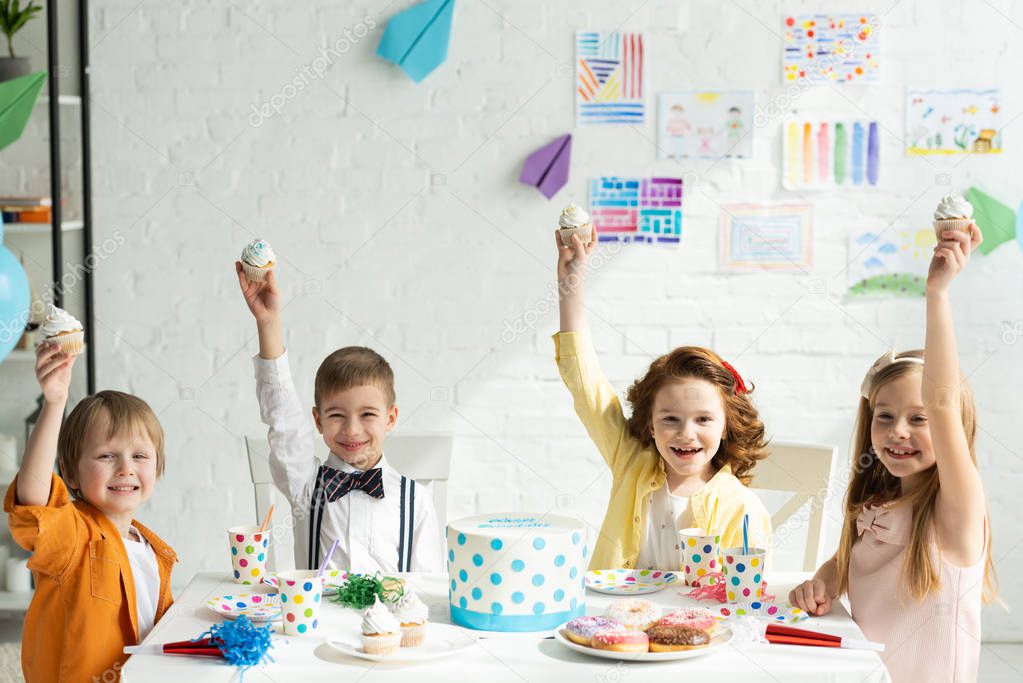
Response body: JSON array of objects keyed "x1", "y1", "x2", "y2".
[{"x1": 74, "y1": 0, "x2": 1023, "y2": 639}]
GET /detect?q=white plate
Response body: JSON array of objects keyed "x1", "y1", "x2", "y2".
[
  {"x1": 585, "y1": 569, "x2": 678, "y2": 595},
  {"x1": 206, "y1": 593, "x2": 280, "y2": 622},
  {"x1": 552, "y1": 622, "x2": 733, "y2": 662},
  {"x1": 326, "y1": 623, "x2": 478, "y2": 663}
]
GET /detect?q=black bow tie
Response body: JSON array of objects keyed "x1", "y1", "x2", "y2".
[{"x1": 322, "y1": 466, "x2": 385, "y2": 502}]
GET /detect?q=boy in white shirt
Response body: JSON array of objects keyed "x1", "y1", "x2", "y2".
[{"x1": 236, "y1": 262, "x2": 443, "y2": 573}]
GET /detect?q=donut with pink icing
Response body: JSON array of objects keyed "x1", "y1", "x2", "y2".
[
  {"x1": 562, "y1": 616, "x2": 624, "y2": 646},
  {"x1": 590, "y1": 629, "x2": 649, "y2": 653},
  {"x1": 656, "y1": 607, "x2": 717, "y2": 631}
]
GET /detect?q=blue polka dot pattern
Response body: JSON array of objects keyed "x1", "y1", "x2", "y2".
[
  {"x1": 582, "y1": 545, "x2": 588, "y2": 558},
  {"x1": 231, "y1": 547, "x2": 237, "y2": 555},
  {"x1": 459, "y1": 597, "x2": 467, "y2": 608},
  {"x1": 449, "y1": 549, "x2": 455, "y2": 562},
  {"x1": 554, "y1": 554, "x2": 565, "y2": 567},
  {"x1": 553, "y1": 589, "x2": 565, "y2": 601},
  {"x1": 693, "y1": 554, "x2": 701, "y2": 563},
  {"x1": 451, "y1": 580, "x2": 456, "y2": 591},
  {"x1": 533, "y1": 602, "x2": 545, "y2": 615},
  {"x1": 492, "y1": 602, "x2": 503, "y2": 614},
  {"x1": 731, "y1": 576, "x2": 740, "y2": 586},
  {"x1": 511, "y1": 559, "x2": 525, "y2": 572},
  {"x1": 457, "y1": 533, "x2": 466, "y2": 545},
  {"x1": 570, "y1": 597, "x2": 578, "y2": 609},
  {"x1": 572, "y1": 532, "x2": 581, "y2": 545},
  {"x1": 753, "y1": 573, "x2": 761, "y2": 584},
  {"x1": 472, "y1": 554, "x2": 484, "y2": 567},
  {"x1": 532, "y1": 574, "x2": 545, "y2": 587},
  {"x1": 490, "y1": 573, "x2": 502, "y2": 585},
  {"x1": 512, "y1": 591, "x2": 525, "y2": 604},
  {"x1": 491, "y1": 539, "x2": 503, "y2": 550},
  {"x1": 533, "y1": 537, "x2": 545, "y2": 550},
  {"x1": 303, "y1": 582, "x2": 313, "y2": 591},
  {"x1": 472, "y1": 588, "x2": 482, "y2": 600},
  {"x1": 736, "y1": 563, "x2": 746, "y2": 573},
  {"x1": 703, "y1": 544, "x2": 712, "y2": 553},
  {"x1": 459, "y1": 569, "x2": 468, "y2": 582}
]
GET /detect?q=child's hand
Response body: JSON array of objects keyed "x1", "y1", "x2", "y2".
[
  {"x1": 236, "y1": 261, "x2": 280, "y2": 324},
  {"x1": 927, "y1": 223, "x2": 982, "y2": 293},
  {"x1": 555, "y1": 228, "x2": 598, "y2": 285},
  {"x1": 35, "y1": 342, "x2": 75, "y2": 404},
  {"x1": 789, "y1": 577, "x2": 832, "y2": 616}
]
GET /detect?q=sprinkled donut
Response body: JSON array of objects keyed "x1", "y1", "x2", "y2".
[
  {"x1": 590, "y1": 629, "x2": 649, "y2": 653},
  {"x1": 604, "y1": 599, "x2": 661, "y2": 632},
  {"x1": 645, "y1": 624, "x2": 710, "y2": 652},
  {"x1": 562, "y1": 616, "x2": 624, "y2": 646},
  {"x1": 657, "y1": 607, "x2": 718, "y2": 632}
]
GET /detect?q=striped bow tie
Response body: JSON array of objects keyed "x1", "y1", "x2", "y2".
[{"x1": 322, "y1": 466, "x2": 385, "y2": 502}]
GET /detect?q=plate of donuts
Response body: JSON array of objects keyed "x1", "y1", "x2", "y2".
[
  {"x1": 585, "y1": 569, "x2": 678, "y2": 595},
  {"x1": 552, "y1": 614, "x2": 733, "y2": 662}
]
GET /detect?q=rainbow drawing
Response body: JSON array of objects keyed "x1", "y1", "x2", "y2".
[
  {"x1": 576, "y1": 31, "x2": 644, "y2": 125},
  {"x1": 782, "y1": 13, "x2": 880, "y2": 85},
  {"x1": 589, "y1": 176, "x2": 682, "y2": 244},
  {"x1": 783, "y1": 118, "x2": 880, "y2": 190}
]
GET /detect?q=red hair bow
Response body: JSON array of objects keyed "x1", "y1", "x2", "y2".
[{"x1": 721, "y1": 361, "x2": 748, "y2": 395}]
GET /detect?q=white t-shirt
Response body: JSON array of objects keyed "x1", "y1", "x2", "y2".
[
  {"x1": 636, "y1": 483, "x2": 693, "y2": 571},
  {"x1": 124, "y1": 526, "x2": 160, "y2": 641}
]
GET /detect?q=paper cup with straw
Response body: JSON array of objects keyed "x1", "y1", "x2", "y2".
[
  {"x1": 277, "y1": 570, "x2": 324, "y2": 636},
  {"x1": 228, "y1": 527, "x2": 270, "y2": 585},
  {"x1": 722, "y1": 546, "x2": 766, "y2": 604}
]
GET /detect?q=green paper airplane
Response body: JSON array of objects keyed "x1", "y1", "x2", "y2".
[{"x1": 0, "y1": 71, "x2": 46, "y2": 152}]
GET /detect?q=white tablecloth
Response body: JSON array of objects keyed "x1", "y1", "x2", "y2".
[{"x1": 122, "y1": 572, "x2": 890, "y2": 682}]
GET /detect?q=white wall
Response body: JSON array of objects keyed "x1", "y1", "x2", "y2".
[{"x1": 77, "y1": 0, "x2": 1023, "y2": 639}]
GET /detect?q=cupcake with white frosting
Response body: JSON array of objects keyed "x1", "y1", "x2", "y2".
[
  {"x1": 558, "y1": 202, "x2": 594, "y2": 246},
  {"x1": 38, "y1": 305, "x2": 84, "y2": 356},
  {"x1": 361, "y1": 596, "x2": 402, "y2": 655},
  {"x1": 933, "y1": 193, "x2": 974, "y2": 238},
  {"x1": 392, "y1": 591, "x2": 429, "y2": 647},
  {"x1": 239, "y1": 238, "x2": 276, "y2": 282}
]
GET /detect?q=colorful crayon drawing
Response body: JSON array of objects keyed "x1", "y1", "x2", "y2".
[
  {"x1": 589, "y1": 176, "x2": 682, "y2": 244},
  {"x1": 783, "y1": 119, "x2": 880, "y2": 190},
  {"x1": 906, "y1": 88, "x2": 1003, "y2": 155},
  {"x1": 783, "y1": 13, "x2": 879, "y2": 85},
  {"x1": 657, "y1": 92, "x2": 755, "y2": 159},
  {"x1": 847, "y1": 227, "x2": 936, "y2": 298},
  {"x1": 720, "y1": 203, "x2": 812, "y2": 271},
  {"x1": 576, "y1": 31, "x2": 644, "y2": 125}
]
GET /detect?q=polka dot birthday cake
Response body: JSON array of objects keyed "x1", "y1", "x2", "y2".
[{"x1": 446, "y1": 513, "x2": 587, "y2": 632}]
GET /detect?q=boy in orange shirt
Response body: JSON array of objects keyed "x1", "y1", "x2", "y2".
[{"x1": 5, "y1": 342, "x2": 177, "y2": 682}]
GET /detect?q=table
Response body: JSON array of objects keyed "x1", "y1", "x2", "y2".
[{"x1": 122, "y1": 572, "x2": 891, "y2": 682}]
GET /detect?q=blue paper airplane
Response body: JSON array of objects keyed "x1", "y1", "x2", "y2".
[{"x1": 376, "y1": 0, "x2": 455, "y2": 83}]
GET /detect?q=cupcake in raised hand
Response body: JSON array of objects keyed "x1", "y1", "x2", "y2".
[
  {"x1": 392, "y1": 591, "x2": 429, "y2": 647},
  {"x1": 38, "y1": 305, "x2": 84, "y2": 356},
  {"x1": 933, "y1": 192, "x2": 974, "y2": 239},
  {"x1": 361, "y1": 596, "x2": 402, "y2": 656},
  {"x1": 558, "y1": 202, "x2": 594, "y2": 247},
  {"x1": 239, "y1": 238, "x2": 276, "y2": 282}
]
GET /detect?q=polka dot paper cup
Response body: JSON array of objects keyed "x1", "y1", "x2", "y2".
[
  {"x1": 276, "y1": 570, "x2": 323, "y2": 636},
  {"x1": 678, "y1": 528, "x2": 721, "y2": 586},
  {"x1": 721, "y1": 547, "x2": 766, "y2": 604},
  {"x1": 228, "y1": 526, "x2": 269, "y2": 585}
]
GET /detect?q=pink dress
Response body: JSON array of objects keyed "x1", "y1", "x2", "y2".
[{"x1": 848, "y1": 502, "x2": 985, "y2": 683}]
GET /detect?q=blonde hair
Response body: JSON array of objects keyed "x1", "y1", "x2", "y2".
[
  {"x1": 314, "y1": 346, "x2": 395, "y2": 408},
  {"x1": 58, "y1": 390, "x2": 166, "y2": 498},
  {"x1": 625, "y1": 346, "x2": 768, "y2": 484},
  {"x1": 835, "y1": 350, "x2": 998, "y2": 603}
]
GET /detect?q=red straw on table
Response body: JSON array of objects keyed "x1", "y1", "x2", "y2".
[{"x1": 764, "y1": 624, "x2": 884, "y2": 652}]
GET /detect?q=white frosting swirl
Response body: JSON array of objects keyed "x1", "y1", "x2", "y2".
[
  {"x1": 240, "y1": 238, "x2": 276, "y2": 267},
  {"x1": 39, "y1": 305, "x2": 82, "y2": 338},
  {"x1": 559, "y1": 202, "x2": 591, "y2": 229},
  {"x1": 361, "y1": 595, "x2": 400, "y2": 634},
  {"x1": 933, "y1": 193, "x2": 973, "y2": 220},
  {"x1": 393, "y1": 591, "x2": 428, "y2": 624}
]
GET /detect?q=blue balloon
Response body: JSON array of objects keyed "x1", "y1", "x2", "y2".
[{"x1": 0, "y1": 230, "x2": 31, "y2": 363}]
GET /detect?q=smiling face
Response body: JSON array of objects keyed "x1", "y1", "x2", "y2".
[
  {"x1": 650, "y1": 378, "x2": 726, "y2": 490},
  {"x1": 870, "y1": 372, "x2": 936, "y2": 490},
  {"x1": 64, "y1": 407, "x2": 159, "y2": 522},
  {"x1": 313, "y1": 384, "x2": 398, "y2": 469}
]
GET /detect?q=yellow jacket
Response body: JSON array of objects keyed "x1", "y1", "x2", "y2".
[{"x1": 554, "y1": 330, "x2": 772, "y2": 571}]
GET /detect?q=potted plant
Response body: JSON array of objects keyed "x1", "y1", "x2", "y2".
[{"x1": 0, "y1": 0, "x2": 42, "y2": 82}]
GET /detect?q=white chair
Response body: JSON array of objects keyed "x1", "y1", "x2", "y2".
[
  {"x1": 244, "y1": 433, "x2": 453, "y2": 572},
  {"x1": 750, "y1": 441, "x2": 841, "y2": 573}
]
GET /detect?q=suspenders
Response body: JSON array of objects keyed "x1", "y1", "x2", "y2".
[{"x1": 308, "y1": 465, "x2": 416, "y2": 571}]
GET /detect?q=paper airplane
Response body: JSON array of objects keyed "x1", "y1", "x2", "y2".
[
  {"x1": 966, "y1": 186, "x2": 1015, "y2": 255},
  {"x1": 519, "y1": 134, "x2": 572, "y2": 199},
  {"x1": 0, "y1": 71, "x2": 46, "y2": 152},
  {"x1": 376, "y1": 0, "x2": 454, "y2": 83}
]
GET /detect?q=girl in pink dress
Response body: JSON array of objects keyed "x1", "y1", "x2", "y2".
[{"x1": 790, "y1": 222, "x2": 997, "y2": 683}]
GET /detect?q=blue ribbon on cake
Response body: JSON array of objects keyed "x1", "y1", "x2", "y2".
[{"x1": 450, "y1": 603, "x2": 586, "y2": 632}]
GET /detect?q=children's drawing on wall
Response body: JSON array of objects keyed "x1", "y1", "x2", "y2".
[
  {"x1": 906, "y1": 88, "x2": 1003, "y2": 155},
  {"x1": 847, "y1": 226, "x2": 936, "y2": 298},
  {"x1": 657, "y1": 91, "x2": 754, "y2": 160}
]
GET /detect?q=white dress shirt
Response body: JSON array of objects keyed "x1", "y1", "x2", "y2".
[
  {"x1": 253, "y1": 351, "x2": 444, "y2": 573},
  {"x1": 124, "y1": 526, "x2": 160, "y2": 640},
  {"x1": 636, "y1": 483, "x2": 693, "y2": 571}
]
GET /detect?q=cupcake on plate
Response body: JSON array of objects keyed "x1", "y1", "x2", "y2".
[
  {"x1": 933, "y1": 192, "x2": 974, "y2": 238},
  {"x1": 392, "y1": 591, "x2": 429, "y2": 647},
  {"x1": 38, "y1": 305, "x2": 84, "y2": 356},
  {"x1": 558, "y1": 202, "x2": 594, "y2": 247},
  {"x1": 361, "y1": 596, "x2": 402, "y2": 656},
  {"x1": 239, "y1": 238, "x2": 276, "y2": 282}
]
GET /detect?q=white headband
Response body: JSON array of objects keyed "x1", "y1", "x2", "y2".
[{"x1": 860, "y1": 350, "x2": 924, "y2": 399}]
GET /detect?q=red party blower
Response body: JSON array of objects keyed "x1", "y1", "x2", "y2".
[{"x1": 764, "y1": 623, "x2": 884, "y2": 652}]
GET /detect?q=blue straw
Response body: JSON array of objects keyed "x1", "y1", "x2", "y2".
[
  {"x1": 318, "y1": 539, "x2": 339, "y2": 578},
  {"x1": 742, "y1": 514, "x2": 749, "y2": 555}
]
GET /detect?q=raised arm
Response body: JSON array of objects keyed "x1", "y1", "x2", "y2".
[
  {"x1": 557, "y1": 230, "x2": 597, "y2": 332},
  {"x1": 924, "y1": 224, "x2": 986, "y2": 565},
  {"x1": 17, "y1": 343, "x2": 77, "y2": 506},
  {"x1": 236, "y1": 261, "x2": 283, "y2": 360}
]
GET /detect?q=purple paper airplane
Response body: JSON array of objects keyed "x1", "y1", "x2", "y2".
[{"x1": 520, "y1": 134, "x2": 572, "y2": 199}]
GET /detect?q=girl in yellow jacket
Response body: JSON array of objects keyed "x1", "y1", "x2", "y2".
[{"x1": 554, "y1": 226, "x2": 771, "y2": 572}]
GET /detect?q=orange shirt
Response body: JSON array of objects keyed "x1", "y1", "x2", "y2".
[{"x1": 4, "y1": 473, "x2": 177, "y2": 683}]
